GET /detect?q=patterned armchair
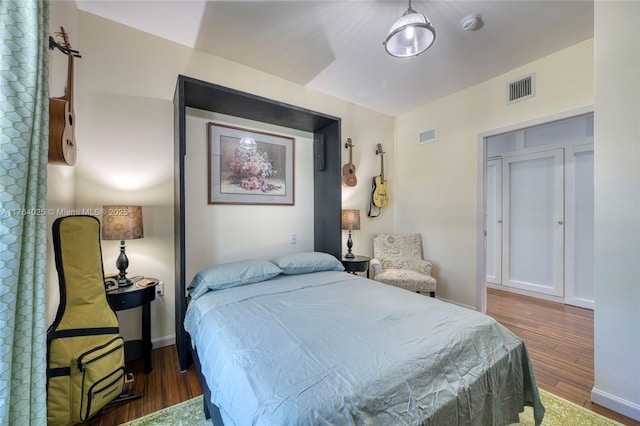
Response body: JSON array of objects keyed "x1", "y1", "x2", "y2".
[{"x1": 370, "y1": 233, "x2": 436, "y2": 297}]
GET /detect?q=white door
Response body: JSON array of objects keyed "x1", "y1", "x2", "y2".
[
  {"x1": 502, "y1": 149, "x2": 565, "y2": 297},
  {"x1": 486, "y1": 159, "x2": 502, "y2": 285},
  {"x1": 565, "y1": 145, "x2": 594, "y2": 308}
]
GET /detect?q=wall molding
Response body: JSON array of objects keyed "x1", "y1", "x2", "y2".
[
  {"x1": 591, "y1": 387, "x2": 640, "y2": 421},
  {"x1": 152, "y1": 334, "x2": 175, "y2": 349}
]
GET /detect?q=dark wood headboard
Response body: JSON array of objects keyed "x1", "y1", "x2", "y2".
[{"x1": 173, "y1": 75, "x2": 342, "y2": 371}]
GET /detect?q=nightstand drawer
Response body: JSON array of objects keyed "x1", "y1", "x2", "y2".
[{"x1": 107, "y1": 284, "x2": 156, "y2": 311}]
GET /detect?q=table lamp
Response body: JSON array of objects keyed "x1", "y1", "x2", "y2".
[
  {"x1": 101, "y1": 205, "x2": 144, "y2": 287},
  {"x1": 342, "y1": 209, "x2": 361, "y2": 259}
]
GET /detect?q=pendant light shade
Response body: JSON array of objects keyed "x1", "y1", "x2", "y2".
[{"x1": 384, "y1": 0, "x2": 435, "y2": 58}]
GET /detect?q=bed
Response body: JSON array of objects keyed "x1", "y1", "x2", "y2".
[{"x1": 184, "y1": 253, "x2": 544, "y2": 425}]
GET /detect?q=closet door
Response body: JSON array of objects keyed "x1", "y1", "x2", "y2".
[
  {"x1": 565, "y1": 144, "x2": 594, "y2": 308},
  {"x1": 486, "y1": 158, "x2": 502, "y2": 285},
  {"x1": 502, "y1": 149, "x2": 564, "y2": 296}
]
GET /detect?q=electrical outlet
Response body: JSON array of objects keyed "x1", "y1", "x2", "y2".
[
  {"x1": 156, "y1": 281, "x2": 164, "y2": 297},
  {"x1": 290, "y1": 233, "x2": 297, "y2": 244}
]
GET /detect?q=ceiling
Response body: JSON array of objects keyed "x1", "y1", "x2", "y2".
[{"x1": 75, "y1": 0, "x2": 594, "y2": 116}]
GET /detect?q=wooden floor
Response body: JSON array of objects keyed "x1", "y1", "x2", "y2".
[
  {"x1": 86, "y1": 345, "x2": 203, "y2": 425},
  {"x1": 487, "y1": 288, "x2": 639, "y2": 426},
  {"x1": 89, "y1": 289, "x2": 639, "y2": 425}
]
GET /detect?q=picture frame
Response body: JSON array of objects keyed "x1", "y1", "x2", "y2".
[{"x1": 208, "y1": 122, "x2": 295, "y2": 205}]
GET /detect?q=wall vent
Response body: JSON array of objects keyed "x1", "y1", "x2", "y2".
[
  {"x1": 507, "y1": 73, "x2": 535, "y2": 104},
  {"x1": 418, "y1": 127, "x2": 437, "y2": 144}
]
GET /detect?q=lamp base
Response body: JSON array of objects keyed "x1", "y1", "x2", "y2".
[
  {"x1": 118, "y1": 277, "x2": 133, "y2": 287},
  {"x1": 345, "y1": 230, "x2": 355, "y2": 258},
  {"x1": 116, "y1": 240, "x2": 133, "y2": 287}
]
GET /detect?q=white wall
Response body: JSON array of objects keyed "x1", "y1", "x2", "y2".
[
  {"x1": 46, "y1": 5, "x2": 394, "y2": 345},
  {"x1": 592, "y1": 1, "x2": 640, "y2": 420},
  {"x1": 394, "y1": 39, "x2": 594, "y2": 306}
]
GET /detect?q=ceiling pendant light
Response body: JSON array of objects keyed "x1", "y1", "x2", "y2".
[{"x1": 383, "y1": 0, "x2": 436, "y2": 58}]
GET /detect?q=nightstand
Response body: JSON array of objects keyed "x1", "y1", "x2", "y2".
[
  {"x1": 341, "y1": 255, "x2": 370, "y2": 278},
  {"x1": 107, "y1": 277, "x2": 158, "y2": 373}
]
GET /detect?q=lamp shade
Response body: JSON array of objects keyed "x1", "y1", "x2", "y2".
[
  {"x1": 101, "y1": 206, "x2": 144, "y2": 241},
  {"x1": 384, "y1": 3, "x2": 435, "y2": 58},
  {"x1": 341, "y1": 209, "x2": 361, "y2": 231}
]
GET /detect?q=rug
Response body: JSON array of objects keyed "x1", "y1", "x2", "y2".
[
  {"x1": 121, "y1": 389, "x2": 622, "y2": 425},
  {"x1": 513, "y1": 390, "x2": 622, "y2": 426}
]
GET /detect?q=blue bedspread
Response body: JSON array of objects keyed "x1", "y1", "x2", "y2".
[{"x1": 184, "y1": 271, "x2": 544, "y2": 425}]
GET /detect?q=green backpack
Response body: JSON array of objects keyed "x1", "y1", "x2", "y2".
[{"x1": 47, "y1": 215, "x2": 125, "y2": 425}]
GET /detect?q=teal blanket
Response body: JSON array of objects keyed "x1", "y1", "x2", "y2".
[{"x1": 185, "y1": 271, "x2": 544, "y2": 425}]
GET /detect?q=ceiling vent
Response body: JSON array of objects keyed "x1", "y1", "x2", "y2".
[
  {"x1": 418, "y1": 127, "x2": 437, "y2": 144},
  {"x1": 507, "y1": 73, "x2": 535, "y2": 104}
]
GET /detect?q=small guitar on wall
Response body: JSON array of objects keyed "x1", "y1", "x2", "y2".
[
  {"x1": 372, "y1": 143, "x2": 389, "y2": 208},
  {"x1": 49, "y1": 27, "x2": 79, "y2": 166},
  {"x1": 342, "y1": 138, "x2": 357, "y2": 187}
]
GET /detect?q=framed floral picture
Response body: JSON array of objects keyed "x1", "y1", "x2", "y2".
[{"x1": 208, "y1": 123, "x2": 295, "y2": 205}]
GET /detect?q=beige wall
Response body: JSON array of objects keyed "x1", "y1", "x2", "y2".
[
  {"x1": 183, "y1": 110, "x2": 316, "y2": 281},
  {"x1": 394, "y1": 39, "x2": 594, "y2": 306},
  {"x1": 45, "y1": 1, "x2": 640, "y2": 420},
  {"x1": 46, "y1": 6, "x2": 394, "y2": 345},
  {"x1": 46, "y1": 0, "x2": 78, "y2": 324},
  {"x1": 592, "y1": 1, "x2": 640, "y2": 419}
]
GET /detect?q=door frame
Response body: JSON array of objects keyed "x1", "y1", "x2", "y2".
[{"x1": 476, "y1": 106, "x2": 594, "y2": 313}]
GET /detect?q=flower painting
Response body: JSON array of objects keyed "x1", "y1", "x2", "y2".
[
  {"x1": 208, "y1": 123, "x2": 294, "y2": 205},
  {"x1": 225, "y1": 140, "x2": 283, "y2": 194}
]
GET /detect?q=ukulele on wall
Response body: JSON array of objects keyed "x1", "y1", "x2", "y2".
[
  {"x1": 48, "y1": 27, "x2": 79, "y2": 166},
  {"x1": 372, "y1": 143, "x2": 389, "y2": 208},
  {"x1": 342, "y1": 138, "x2": 357, "y2": 187}
]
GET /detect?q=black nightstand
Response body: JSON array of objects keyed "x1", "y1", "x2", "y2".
[
  {"x1": 341, "y1": 255, "x2": 370, "y2": 278},
  {"x1": 107, "y1": 277, "x2": 158, "y2": 373}
]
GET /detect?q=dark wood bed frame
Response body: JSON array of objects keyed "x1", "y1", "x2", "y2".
[
  {"x1": 190, "y1": 343, "x2": 223, "y2": 424},
  {"x1": 173, "y1": 75, "x2": 343, "y2": 372}
]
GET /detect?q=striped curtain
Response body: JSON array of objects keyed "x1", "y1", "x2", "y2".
[{"x1": 0, "y1": 0, "x2": 49, "y2": 424}]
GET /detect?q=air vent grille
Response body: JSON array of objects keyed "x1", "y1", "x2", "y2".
[
  {"x1": 419, "y1": 127, "x2": 437, "y2": 144},
  {"x1": 507, "y1": 74, "x2": 535, "y2": 104}
]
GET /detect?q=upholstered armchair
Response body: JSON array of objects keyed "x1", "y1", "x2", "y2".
[{"x1": 370, "y1": 233, "x2": 437, "y2": 297}]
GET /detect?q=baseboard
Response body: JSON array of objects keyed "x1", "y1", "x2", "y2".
[
  {"x1": 487, "y1": 283, "x2": 565, "y2": 304},
  {"x1": 591, "y1": 387, "x2": 640, "y2": 421},
  {"x1": 436, "y1": 296, "x2": 476, "y2": 311},
  {"x1": 152, "y1": 334, "x2": 175, "y2": 349}
]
